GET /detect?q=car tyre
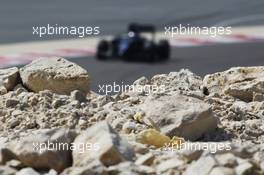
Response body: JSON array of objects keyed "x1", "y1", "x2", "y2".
[
  {"x1": 158, "y1": 40, "x2": 170, "y2": 60},
  {"x1": 96, "y1": 40, "x2": 110, "y2": 60}
]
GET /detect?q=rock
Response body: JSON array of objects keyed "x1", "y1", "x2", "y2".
[
  {"x1": 224, "y1": 78, "x2": 264, "y2": 102},
  {"x1": 136, "y1": 129, "x2": 171, "y2": 148},
  {"x1": 157, "y1": 158, "x2": 185, "y2": 174},
  {"x1": 0, "y1": 67, "x2": 19, "y2": 91},
  {"x1": 62, "y1": 167, "x2": 107, "y2": 175},
  {"x1": 133, "y1": 112, "x2": 145, "y2": 123},
  {"x1": 128, "y1": 70, "x2": 203, "y2": 97},
  {"x1": 130, "y1": 142, "x2": 149, "y2": 155},
  {"x1": 1, "y1": 65, "x2": 264, "y2": 174},
  {"x1": 72, "y1": 121, "x2": 135, "y2": 167},
  {"x1": 204, "y1": 67, "x2": 264, "y2": 102},
  {"x1": 19, "y1": 57, "x2": 90, "y2": 95},
  {"x1": 209, "y1": 167, "x2": 235, "y2": 175},
  {"x1": 0, "y1": 138, "x2": 7, "y2": 148},
  {"x1": 184, "y1": 155, "x2": 218, "y2": 175},
  {"x1": 0, "y1": 148, "x2": 16, "y2": 165},
  {"x1": 70, "y1": 90, "x2": 87, "y2": 103},
  {"x1": 97, "y1": 96, "x2": 113, "y2": 107},
  {"x1": 13, "y1": 84, "x2": 27, "y2": 95},
  {"x1": 139, "y1": 94, "x2": 218, "y2": 141},
  {"x1": 107, "y1": 162, "x2": 155, "y2": 175},
  {"x1": 44, "y1": 169, "x2": 58, "y2": 175},
  {"x1": 253, "y1": 151, "x2": 264, "y2": 164},
  {"x1": 151, "y1": 69, "x2": 203, "y2": 93},
  {"x1": 253, "y1": 92, "x2": 264, "y2": 102},
  {"x1": 61, "y1": 160, "x2": 107, "y2": 175},
  {"x1": 122, "y1": 121, "x2": 137, "y2": 134},
  {"x1": 51, "y1": 99, "x2": 64, "y2": 108},
  {"x1": 8, "y1": 118, "x2": 20, "y2": 129},
  {"x1": 6, "y1": 160, "x2": 24, "y2": 169},
  {"x1": 260, "y1": 161, "x2": 264, "y2": 171},
  {"x1": 10, "y1": 128, "x2": 77, "y2": 172},
  {"x1": 133, "y1": 76, "x2": 149, "y2": 86},
  {"x1": 16, "y1": 168, "x2": 40, "y2": 175},
  {"x1": 0, "y1": 86, "x2": 7, "y2": 95},
  {"x1": 215, "y1": 153, "x2": 237, "y2": 167},
  {"x1": 5, "y1": 99, "x2": 20, "y2": 108},
  {"x1": 0, "y1": 166, "x2": 16, "y2": 175},
  {"x1": 235, "y1": 161, "x2": 254, "y2": 175},
  {"x1": 135, "y1": 153, "x2": 155, "y2": 166},
  {"x1": 178, "y1": 149, "x2": 203, "y2": 163},
  {"x1": 111, "y1": 118, "x2": 126, "y2": 131}
]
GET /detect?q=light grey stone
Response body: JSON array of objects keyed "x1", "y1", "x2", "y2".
[
  {"x1": 16, "y1": 168, "x2": 40, "y2": 175},
  {"x1": 73, "y1": 121, "x2": 135, "y2": 167},
  {"x1": 0, "y1": 67, "x2": 19, "y2": 91},
  {"x1": 139, "y1": 94, "x2": 218, "y2": 141},
  {"x1": 20, "y1": 57, "x2": 90, "y2": 95},
  {"x1": 10, "y1": 128, "x2": 77, "y2": 172}
]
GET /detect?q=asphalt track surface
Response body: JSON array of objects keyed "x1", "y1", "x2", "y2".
[{"x1": 1, "y1": 0, "x2": 264, "y2": 92}]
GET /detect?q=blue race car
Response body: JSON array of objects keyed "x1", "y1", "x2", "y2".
[{"x1": 96, "y1": 23, "x2": 170, "y2": 62}]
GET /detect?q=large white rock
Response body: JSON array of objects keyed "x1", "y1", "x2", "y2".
[
  {"x1": 0, "y1": 67, "x2": 19, "y2": 91},
  {"x1": 225, "y1": 78, "x2": 264, "y2": 102},
  {"x1": 20, "y1": 57, "x2": 90, "y2": 95},
  {"x1": 16, "y1": 168, "x2": 40, "y2": 175},
  {"x1": 0, "y1": 166, "x2": 17, "y2": 175},
  {"x1": 72, "y1": 121, "x2": 135, "y2": 167},
  {"x1": 61, "y1": 160, "x2": 107, "y2": 175},
  {"x1": 184, "y1": 155, "x2": 218, "y2": 175},
  {"x1": 209, "y1": 167, "x2": 235, "y2": 175},
  {"x1": 150, "y1": 69, "x2": 203, "y2": 92},
  {"x1": 10, "y1": 128, "x2": 77, "y2": 172},
  {"x1": 139, "y1": 94, "x2": 218, "y2": 141},
  {"x1": 204, "y1": 66, "x2": 264, "y2": 102}
]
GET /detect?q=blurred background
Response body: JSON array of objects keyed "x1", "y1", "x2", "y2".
[{"x1": 0, "y1": 0, "x2": 264, "y2": 92}]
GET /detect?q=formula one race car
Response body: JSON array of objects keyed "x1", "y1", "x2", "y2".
[{"x1": 96, "y1": 23, "x2": 170, "y2": 62}]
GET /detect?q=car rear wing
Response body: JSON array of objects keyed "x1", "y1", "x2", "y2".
[{"x1": 128, "y1": 23, "x2": 156, "y2": 34}]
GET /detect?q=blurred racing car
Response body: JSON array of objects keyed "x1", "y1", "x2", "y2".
[{"x1": 96, "y1": 23, "x2": 170, "y2": 62}]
